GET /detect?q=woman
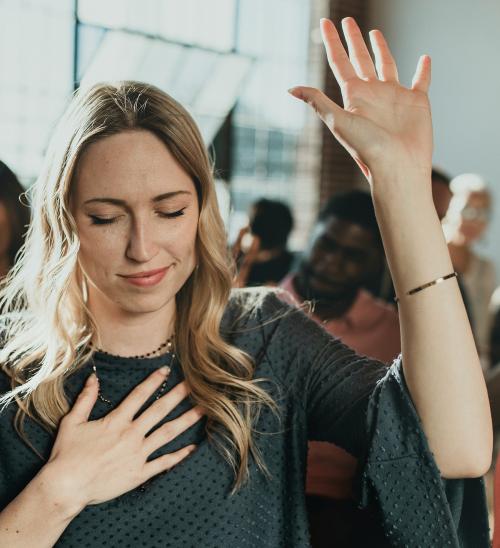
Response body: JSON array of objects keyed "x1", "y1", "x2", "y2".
[
  {"x1": 0, "y1": 161, "x2": 31, "y2": 277},
  {"x1": 0, "y1": 18, "x2": 492, "y2": 547},
  {"x1": 445, "y1": 173, "x2": 496, "y2": 364}
]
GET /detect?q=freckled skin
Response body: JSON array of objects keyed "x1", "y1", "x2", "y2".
[{"x1": 71, "y1": 130, "x2": 199, "y2": 321}]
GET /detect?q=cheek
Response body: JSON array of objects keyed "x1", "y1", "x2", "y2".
[
  {"x1": 168, "y1": 216, "x2": 198, "y2": 257},
  {"x1": 77, "y1": 225, "x2": 123, "y2": 274},
  {"x1": 308, "y1": 245, "x2": 325, "y2": 265},
  {"x1": 345, "y1": 263, "x2": 364, "y2": 279},
  {"x1": 460, "y1": 220, "x2": 485, "y2": 236}
]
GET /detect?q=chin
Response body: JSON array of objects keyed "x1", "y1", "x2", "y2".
[{"x1": 117, "y1": 293, "x2": 175, "y2": 315}]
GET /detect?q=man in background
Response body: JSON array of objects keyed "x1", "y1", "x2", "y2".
[{"x1": 280, "y1": 190, "x2": 400, "y2": 547}]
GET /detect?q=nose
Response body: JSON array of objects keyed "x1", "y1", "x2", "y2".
[
  {"x1": 324, "y1": 247, "x2": 344, "y2": 267},
  {"x1": 316, "y1": 248, "x2": 344, "y2": 277},
  {"x1": 125, "y1": 216, "x2": 159, "y2": 263}
]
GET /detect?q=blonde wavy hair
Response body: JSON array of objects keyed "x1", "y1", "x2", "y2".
[{"x1": 0, "y1": 81, "x2": 275, "y2": 489}]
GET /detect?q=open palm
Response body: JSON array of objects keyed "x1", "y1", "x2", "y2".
[{"x1": 290, "y1": 18, "x2": 433, "y2": 181}]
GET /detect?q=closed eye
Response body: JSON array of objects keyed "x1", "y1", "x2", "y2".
[
  {"x1": 88, "y1": 208, "x2": 186, "y2": 225},
  {"x1": 89, "y1": 215, "x2": 119, "y2": 225},
  {"x1": 157, "y1": 208, "x2": 186, "y2": 219}
]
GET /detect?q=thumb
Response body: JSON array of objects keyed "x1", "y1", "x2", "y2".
[
  {"x1": 288, "y1": 86, "x2": 348, "y2": 134},
  {"x1": 289, "y1": 85, "x2": 382, "y2": 173},
  {"x1": 69, "y1": 373, "x2": 99, "y2": 423}
]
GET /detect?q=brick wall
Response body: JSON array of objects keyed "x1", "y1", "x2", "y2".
[{"x1": 319, "y1": 0, "x2": 370, "y2": 205}]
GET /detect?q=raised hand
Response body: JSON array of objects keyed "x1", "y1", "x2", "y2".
[
  {"x1": 232, "y1": 226, "x2": 261, "y2": 288},
  {"x1": 45, "y1": 369, "x2": 203, "y2": 509},
  {"x1": 289, "y1": 18, "x2": 433, "y2": 182}
]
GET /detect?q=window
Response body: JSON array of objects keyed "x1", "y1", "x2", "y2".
[{"x1": 0, "y1": 0, "x2": 74, "y2": 183}]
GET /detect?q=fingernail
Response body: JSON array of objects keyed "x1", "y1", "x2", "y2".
[
  {"x1": 87, "y1": 373, "x2": 97, "y2": 385},
  {"x1": 158, "y1": 366, "x2": 171, "y2": 376}
]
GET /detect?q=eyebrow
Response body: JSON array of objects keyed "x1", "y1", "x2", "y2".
[{"x1": 83, "y1": 190, "x2": 192, "y2": 206}]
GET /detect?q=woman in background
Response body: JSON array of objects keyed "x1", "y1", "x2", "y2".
[
  {"x1": 233, "y1": 198, "x2": 294, "y2": 287},
  {"x1": 0, "y1": 161, "x2": 30, "y2": 277},
  {"x1": 445, "y1": 173, "x2": 496, "y2": 364}
]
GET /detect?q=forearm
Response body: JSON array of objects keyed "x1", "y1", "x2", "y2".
[
  {"x1": 372, "y1": 170, "x2": 492, "y2": 477},
  {"x1": 0, "y1": 464, "x2": 83, "y2": 547}
]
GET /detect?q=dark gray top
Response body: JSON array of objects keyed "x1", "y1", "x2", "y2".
[{"x1": 0, "y1": 288, "x2": 490, "y2": 547}]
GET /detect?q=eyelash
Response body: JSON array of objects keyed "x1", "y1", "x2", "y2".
[{"x1": 89, "y1": 208, "x2": 186, "y2": 225}]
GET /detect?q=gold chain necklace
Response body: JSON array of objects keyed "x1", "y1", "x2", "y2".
[{"x1": 90, "y1": 337, "x2": 175, "y2": 406}]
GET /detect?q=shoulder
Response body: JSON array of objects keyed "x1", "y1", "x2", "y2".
[
  {"x1": 222, "y1": 286, "x2": 298, "y2": 329},
  {"x1": 222, "y1": 287, "x2": 336, "y2": 364},
  {"x1": 226, "y1": 287, "x2": 294, "y2": 317}
]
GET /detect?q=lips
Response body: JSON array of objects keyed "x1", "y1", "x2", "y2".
[{"x1": 119, "y1": 266, "x2": 170, "y2": 287}]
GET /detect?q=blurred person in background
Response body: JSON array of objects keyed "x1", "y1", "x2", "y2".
[
  {"x1": 233, "y1": 198, "x2": 294, "y2": 287},
  {"x1": 488, "y1": 287, "x2": 500, "y2": 547},
  {"x1": 490, "y1": 288, "x2": 500, "y2": 370},
  {"x1": 431, "y1": 167, "x2": 475, "y2": 328},
  {"x1": 280, "y1": 189, "x2": 400, "y2": 547},
  {"x1": 0, "y1": 161, "x2": 31, "y2": 278},
  {"x1": 445, "y1": 173, "x2": 496, "y2": 364},
  {"x1": 431, "y1": 167, "x2": 453, "y2": 222}
]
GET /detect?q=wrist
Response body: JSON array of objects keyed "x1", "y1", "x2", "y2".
[
  {"x1": 370, "y1": 171, "x2": 435, "y2": 216},
  {"x1": 37, "y1": 462, "x2": 87, "y2": 520},
  {"x1": 369, "y1": 156, "x2": 432, "y2": 188}
]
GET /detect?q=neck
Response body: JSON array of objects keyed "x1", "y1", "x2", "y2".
[{"x1": 88, "y1": 292, "x2": 176, "y2": 357}]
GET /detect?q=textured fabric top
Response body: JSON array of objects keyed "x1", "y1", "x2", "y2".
[{"x1": 0, "y1": 287, "x2": 490, "y2": 547}]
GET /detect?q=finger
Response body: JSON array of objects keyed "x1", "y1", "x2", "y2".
[
  {"x1": 144, "y1": 444, "x2": 197, "y2": 479},
  {"x1": 288, "y1": 86, "x2": 348, "y2": 133},
  {"x1": 113, "y1": 366, "x2": 171, "y2": 422},
  {"x1": 236, "y1": 226, "x2": 249, "y2": 243},
  {"x1": 144, "y1": 406, "x2": 205, "y2": 454},
  {"x1": 134, "y1": 380, "x2": 189, "y2": 432},
  {"x1": 243, "y1": 235, "x2": 260, "y2": 263},
  {"x1": 289, "y1": 86, "x2": 378, "y2": 173},
  {"x1": 320, "y1": 18, "x2": 357, "y2": 85},
  {"x1": 66, "y1": 374, "x2": 99, "y2": 424},
  {"x1": 341, "y1": 17, "x2": 377, "y2": 80},
  {"x1": 412, "y1": 55, "x2": 431, "y2": 93},
  {"x1": 369, "y1": 29, "x2": 399, "y2": 82}
]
